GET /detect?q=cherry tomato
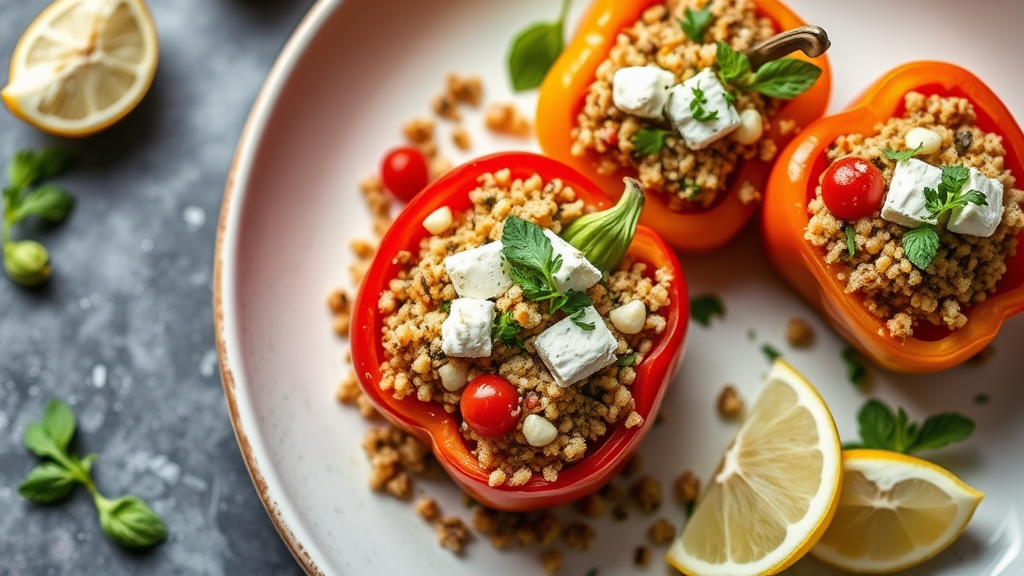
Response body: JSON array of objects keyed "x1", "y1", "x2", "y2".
[
  {"x1": 380, "y1": 146, "x2": 429, "y2": 202},
  {"x1": 460, "y1": 375, "x2": 521, "y2": 437},
  {"x1": 820, "y1": 157, "x2": 885, "y2": 221}
]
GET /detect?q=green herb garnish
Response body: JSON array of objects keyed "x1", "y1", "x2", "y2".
[
  {"x1": 632, "y1": 126, "x2": 671, "y2": 157},
  {"x1": 689, "y1": 83, "x2": 719, "y2": 122},
  {"x1": 507, "y1": 0, "x2": 572, "y2": 91},
  {"x1": 439, "y1": 300, "x2": 452, "y2": 314},
  {"x1": 902, "y1": 164, "x2": 987, "y2": 270},
  {"x1": 761, "y1": 344, "x2": 781, "y2": 363},
  {"x1": 2, "y1": 148, "x2": 75, "y2": 286},
  {"x1": 843, "y1": 399, "x2": 975, "y2": 454},
  {"x1": 616, "y1": 352, "x2": 638, "y2": 367},
  {"x1": 493, "y1": 310, "x2": 525, "y2": 348},
  {"x1": 715, "y1": 42, "x2": 822, "y2": 100},
  {"x1": 678, "y1": 3, "x2": 714, "y2": 43},
  {"x1": 690, "y1": 294, "x2": 725, "y2": 327},
  {"x1": 882, "y1": 144, "x2": 924, "y2": 162},
  {"x1": 560, "y1": 177, "x2": 646, "y2": 274},
  {"x1": 841, "y1": 346, "x2": 866, "y2": 387},
  {"x1": 501, "y1": 216, "x2": 594, "y2": 316},
  {"x1": 19, "y1": 399, "x2": 167, "y2": 549},
  {"x1": 844, "y1": 224, "x2": 857, "y2": 257}
]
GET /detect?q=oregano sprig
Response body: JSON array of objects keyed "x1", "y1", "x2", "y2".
[
  {"x1": 902, "y1": 164, "x2": 987, "y2": 269},
  {"x1": 19, "y1": 399, "x2": 167, "y2": 549},
  {"x1": 689, "y1": 83, "x2": 719, "y2": 122}
]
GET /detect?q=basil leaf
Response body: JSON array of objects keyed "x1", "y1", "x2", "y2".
[
  {"x1": 909, "y1": 412, "x2": 976, "y2": 453},
  {"x1": 882, "y1": 145, "x2": 923, "y2": 162},
  {"x1": 97, "y1": 495, "x2": 168, "y2": 549},
  {"x1": 507, "y1": 0, "x2": 571, "y2": 92},
  {"x1": 744, "y1": 58, "x2": 821, "y2": 99},
  {"x1": 690, "y1": 294, "x2": 724, "y2": 327},
  {"x1": 678, "y1": 5, "x2": 713, "y2": 43},
  {"x1": 632, "y1": 127, "x2": 671, "y2": 157},
  {"x1": 18, "y1": 463, "x2": 77, "y2": 504},
  {"x1": 902, "y1": 225, "x2": 940, "y2": 270},
  {"x1": 24, "y1": 422, "x2": 64, "y2": 461},
  {"x1": 856, "y1": 399, "x2": 896, "y2": 450},
  {"x1": 11, "y1": 186, "x2": 75, "y2": 223},
  {"x1": 42, "y1": 399, "x2": 76, "y2": 450},
  {"x1": 715, "y1": 42, "x2": 750, "y2": 84}
]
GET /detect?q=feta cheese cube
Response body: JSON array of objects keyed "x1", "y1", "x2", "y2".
[
  {"x1": 444, "y1": 242, "x2": 513, "y2": 300},
  {"x1": 881, "y1": 159, "x2": 941, "y2": 228},
  {"x1": 948, "y1": 168, "x2": 1004, "y2": 237},
  {"x1": 441, "y1": 298, "x2": 495, "y2": 358},
  {"x1": 542, "y1": 229, "x2": 602, "y2": 292},
  {"x1": 534, "y1": 306, "x2": 618, "y2": 387},
  {"x1": 665, "y1": 68, "x2": 741, "y2": 150},
  {"x1": 612, "y1": 65, "x2": 676, "y2": 120}
]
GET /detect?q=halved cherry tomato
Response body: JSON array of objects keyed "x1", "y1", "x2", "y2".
[
  {"x1": 460, "y1": 375, "x2": 522, "y2": 437},
  {"x1": 820, "y1": 157, "x2": 885, "y2": 220},
  {"x1": 380, "y1": 146, "x2": 428, "y2": 202}
]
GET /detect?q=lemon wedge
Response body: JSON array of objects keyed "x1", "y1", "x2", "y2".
[
  {"x1": 665, "y1": 359, "x2": 842, "y2": 576},
  {"x1": 810, "y1": 449, "x2": 983, "y2": 574},
  {"x1": 1, "y1": 0, "x2": 159, "y2": 137}
]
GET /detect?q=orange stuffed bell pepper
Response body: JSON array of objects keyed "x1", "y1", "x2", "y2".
[
  {"x1": 351, "y1": 152, "x2": 688, "y2": 511},
  {"x1": 763, "y1": 62, "x2": 1024, "y2": 372},
  {"x1": 536, "y1": 0, "x2": 831, "y2": 252}
]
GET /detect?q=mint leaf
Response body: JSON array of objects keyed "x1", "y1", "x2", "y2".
[
  {"x1": 841, "y1": 347, "x2": 866, "y2": 386},
  {"x1": 616, "y1": 352, "x2": 638, "y2": 367},
  {"x1": 690, "y1": 294, "x2": 724, "y2": 327},
  {"x1": 501, "y1": 217, "x2": 593, "y2": 316},
  {"x1": 508, "y1": 0, "x2": 572, "y2": 91},
  {"x1": 743, "y1": 58, "x2": 821, "y2": 99},
  {"x1": 502, "y1": 216, "x2": 555, "y2": 274},
  {"x1": 715, "y1": 42, "x2": 750, "y2": 84},
  {"x1": 882, "y1": 145, "x2": 924, "y2": 162},
  {"x1": 857, "y1": 399, "x2": 896, "y2": 450},
  {"x1": 959, "y1": 190, "x2": 988, "y2": 208},
  {"x1": 923, "y1": 186, "x2": 943, "y2": 217},
  {"x1": 18, "y1": 463, "x2": 77, "y2": 504},
  {"x1": 678, "y1": 5, "x2": 713, "y2": 43},
  {"x1": 844, "y1": 225, "x2": 856, "y2": 257},
  {"x1": 939, "y1": 164, "x2": 970, "y2": 199},
  {"x1": 570, "y1": 309, "x2": 596, "y2": 331},
  {"x1": 35, "y1": 148, "x2": 75, "y2": 180},
  {"x1": 560, "y1": 289, "x2": 592, "y2": 316},
  {"x1": 910, "y1": 413, "x2": 976, "y2": 452},
  {"x1": 7, "y1": 150, "x2": 41, "y2": 191},
  {"x1": 42, "y1": 399, "x2": 76, "y2": 451},
  {"x1": 852, "y1": 399, "x2": 975, "y2": 454},
  {"x1": 24, "y1": 422, "x2": 64, "y2": 461},
  {"x1": 11, "y1": 186, "x2": 75, "y2": 223},
  {"x1": 632, "y1": 126, "x2": 671, "y2": 157},
  {"x1": 96, "y1": 495, "x2": 168, "y2": 549},
  {"x1": 902, "y1": 225, "x2": 940, "y2": 270}
]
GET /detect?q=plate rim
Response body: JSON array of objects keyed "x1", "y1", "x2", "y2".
[{"x1": 213, "y1": 0, "x2": 343, "y2": 574}]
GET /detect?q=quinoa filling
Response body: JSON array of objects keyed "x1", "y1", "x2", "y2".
[
  {"x1": 805, "y1": 92, "x2": 1024, "y2": 338},
  {"x1": 375, "y1": 170, "x2": 673, "y2": 486},
  {"x1": 571, "y1": 0, "x2": 782, "y2": 210}
]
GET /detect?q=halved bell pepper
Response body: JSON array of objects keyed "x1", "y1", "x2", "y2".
[
  {"x1": 351, "y1": 152, "x2": 689, "y2": 511},
  {"x1": 536, "y1": 0, "x2": 831, "y2": 252},
  {"x1": 763, "y1": 62, "x2": 1024, "y2": 373}
]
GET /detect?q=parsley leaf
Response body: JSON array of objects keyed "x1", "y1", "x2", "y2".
[
  {"x1": 902, "y1": 225, "x2": 940, "y2": 270},
  {"x1": 632, "y1": 126, "x2": 671, "y2": 157},
  {"x1": 571, "y1": 309, "x2": 596, "y2": 331},
  {"x1": 493, "y1": 311, "x2": 525, "y2": 348},
  {"x1": 689, "y1": 83, "x2": 719, "y2": 122},
  {"x1": 715, "y1": 42, "x2": 750, "y2": 84},
  {"x1": 841, "y1": 346, "x2": 866, "y2": 387},
  {"x1": 844, "y1": 225, "x2": 856, "y2": 257},
  {"x1": 439, "y1": 300, "x2": 452, "y2": 314},
  {"x1": 690, "y1": 294, "x2": 725, "y2": 327},
  {"x1": 761, "y1": 344, "x2": 781, "y2": 363},
  {"x1": 848, "y1": 399, "x2": 975, "y2": 454},
  {"x1": 507, "y1": 0, "x2": 572, "y2": 91},
  {"x1": 616, "y1": 352, "x2": 638, "y2": 367},
  {"x1": 678, "y1": 4, "x2": 714, "y2": 43},
  {"x1": 882, "y1": 144, "x2": 924, "y2": 162},
  {"x1": 501, "y1": 216, "x2": 595, "y2": 316}
]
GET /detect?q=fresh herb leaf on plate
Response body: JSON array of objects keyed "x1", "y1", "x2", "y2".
[
  {"x1": 690, "y1": 293, "x2": 725, "y2": 327},
  {"x1": 508, "y1": 0, "x2": 573, "y2": 91},
  {"x1": 761, "y1": 344, "x2": 781, "y2": 363},
  {"x1": 845, "y1": 399, "x2": 975, "y2": 454},
  {"x1": 841, "y1": 346, "x2": 866, "y2": 387}
]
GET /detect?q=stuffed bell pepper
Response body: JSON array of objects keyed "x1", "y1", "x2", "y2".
[
  {"x1": 536, "y1": 0, "x2": 831, "y2": 251},
  {"x1": 351, "y1": 152, "x2": 688, "y2": 511},
  {"x1": 763, "y1": 62, "x2": 1024, "y2": 372}
]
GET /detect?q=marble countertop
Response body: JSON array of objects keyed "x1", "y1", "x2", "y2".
[{"x1": 0, "y1": 0, "x2": 313, "y2": 574}]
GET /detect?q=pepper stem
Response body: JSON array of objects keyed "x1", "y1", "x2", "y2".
[{"x1": 561, "y1": 178, "x2": 645, "y2": 275}]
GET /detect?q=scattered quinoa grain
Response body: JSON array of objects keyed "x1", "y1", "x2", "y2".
[
  {"x1": 563, "y1": 522, "x2": 596, "y2": 551},
  {"x1": 647, "y1": 518, "x2": 676, "y2": 545},
  {"x1": 540, "y1": 549, "x2": 563, "y2": 574},
  {"x1": 452, "y1": 127, "x2": 472, "y2": 151},
  {"x1": 447, "y1": 73, "x2": 483, "y2": 106},
  {"x1": 630, "y1": 476, "x2": 662, "y2": 513},
  {"x1": 436, "y1": 515, "x2": 472, "y2": 554},
  {"x1": 432, "y1": 93, "x2": 461, "y2": 121},
  {"x1": 786, "y1": 317, "x2": 814, "y2": 348},
  {"x1": 634, "y1": 545, "x2": 652, "y2": 566},
  {"x1": 674, "y1": 470, "x2": 701, "y2": 506},
  {"x1": 717, "y1": 385, "x2": 744, "y2": 417},
  {"x1": 415, "y1": 497, "x2": 440, "y2": 522},
  {"x1": 575, "y1": 493, "x2": 606, "y2": 518},
  {"x1": 485, "y1": 102, "x2": 532, "y2": 137},
  {"x1": 403, "y1": 117, "x2": 435, "y2": 144}
]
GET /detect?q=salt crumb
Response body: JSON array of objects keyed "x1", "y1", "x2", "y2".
[
  {"x1": 182, "y1": 206, "x2": 207, "y2": 230},
  {"x1": 91, "y1": 364, "x2": 107, "y2": 389}
]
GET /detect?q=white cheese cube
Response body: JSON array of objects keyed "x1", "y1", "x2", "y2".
[
  {"x1": 444, "y1": 242, "x2": 513, "y2": 300},
  {"x1": 665, "y1": 68, "x2": 741, "y2": 150},
  {"x1": 881, "y1": 159, "x2": 941, "y2": 228},
  {"x1": 441, "y1": 298, "x2": 495, "y2": 358},
  {"x1": 542, "y1": 229, "x2": 601, "y2": 293},
  {"x1": 534, "y1": 306, "x2": 618, "y2": 387},
  {"x1": 947, "y1": 168, "x2": 1004, "y2": 237},
  {"x1": 612, "y1": 65, "x2": 676, "y2": 121}
]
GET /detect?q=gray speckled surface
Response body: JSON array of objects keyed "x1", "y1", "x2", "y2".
[{"x1": 0, "y1": 0, "x2": 313, "y2": 574}]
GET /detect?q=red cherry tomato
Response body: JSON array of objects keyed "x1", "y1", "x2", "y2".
[
  {"x1": 460, "y1": 375, "x2": 521, "y2": 437},
  {"x1": 380, "y1": 146, "x2": 429, "y2": 202},
  {"x1": 820, "y1": 157, "x2": 885, "y2": 221}
]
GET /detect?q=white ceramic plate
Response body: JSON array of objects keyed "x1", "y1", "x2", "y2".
[{"x1": 215, "y1": 0, "x2": 1024, "y2": 574}]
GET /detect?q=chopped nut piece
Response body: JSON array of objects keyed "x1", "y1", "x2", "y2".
[
  {"x1": 673, "y1": 470, "x2": 700, "y2": 506},
  {"x1": 612, "y1": 502, "x2": 630, "y2": 521},
  {"x1": 540, "y1": 549, "x2": 563, "y2": 575},
  {"x1": 786, "y1": 317, "x2": 814, "y2": 348},
  {"x1": 335, "y1": 370, "x2": 360, "y2": 404},
  {"x1": 630, "y1": 476, "x2": 662, "y2": 513},
  {"x1": 403, "y1": 117, "x2": 435, "y2": 144},
  {"x1": 384, "y1": 471, "x2": 412, "y2": 499},
  {"x1": 484, "y1": 102, "x2": 532, "y2": 137},
  {"x1": 717, "y1": 385, "x2": 744, "y2": 417},
  {"x1": 575, "y1": 493, "x2": 606, "y2": 518},
  {"x1": 350, "y1": 238, "x2": 376, "y2": 259},
  {"x1": 452, "y1": 127, "x2": 472, "y2": 151},
  {"x1": 415, "y1": 497, "x2": 440, "y2": 522},
  {"x1": 436, "y1": 515, "x2": 472, "y2": 554},
  {"x1": 447, "y1": 73, "x2": 483, "y2": 106},
  {"x1": 432, "y1": 93, "x2": 461, "y2": 121},
  {"x1": 326, "y1": 288, "x2": 349, "y2": 314},
  {"x1": 332, "y1": 313, "x2": 351, "y2": 336},
  {"x1": 634, "y1": 545, "x2": 652, "y2": 566},
  {"x1": 647, "y1": 518, "x2": 676, "y2": 545},
  {"x1": 563, "y1": 522, "x2": 596, "y2": 551}
]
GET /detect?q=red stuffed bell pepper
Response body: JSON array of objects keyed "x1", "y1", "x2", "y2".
[
  {"x1": 536, "y1": 0, "x2": 831, "y2": 252},
  {"x1": 763, "y1": 62, "x2": 1024, "y2": 372},
  {"x1": 351, "y1": 152, "x2": 688, "y2": 511}
]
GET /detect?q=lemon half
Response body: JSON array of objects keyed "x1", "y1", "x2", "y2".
[
  {"x1": 666, "y1": 360, "x2": 843, "y2": 576},
  {"x1": 2, "y1": 0, "x2": 158, "y2": 137}
]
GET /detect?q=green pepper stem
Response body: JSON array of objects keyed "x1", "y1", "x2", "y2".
[{"x1": 561, "y1": 177, "x2": 645, "y2": 275}]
